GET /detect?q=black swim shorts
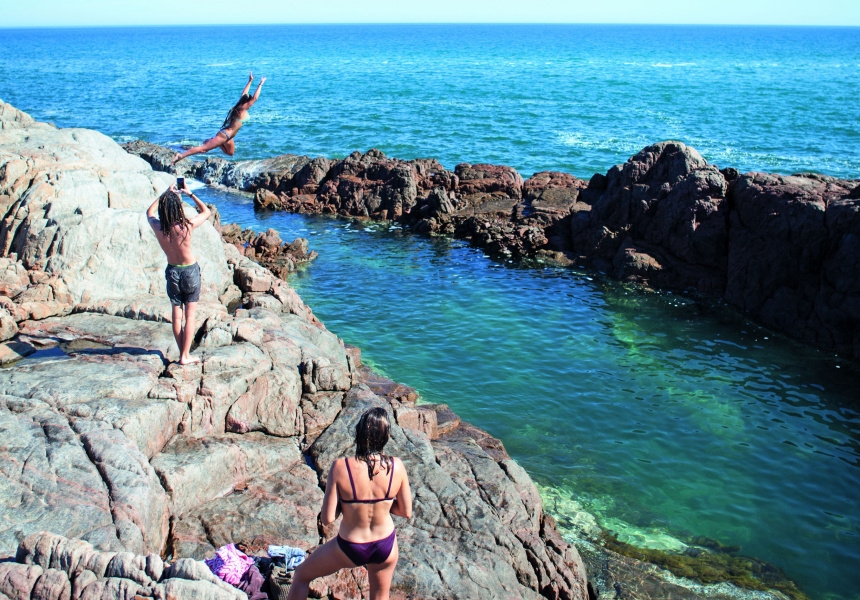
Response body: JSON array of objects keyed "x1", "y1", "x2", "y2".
[{"x1": 165, "y1": 263, "x2": 201, "y2": 306}]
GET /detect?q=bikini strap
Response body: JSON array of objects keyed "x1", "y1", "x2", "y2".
[
  {"x1": 386, "y1": 457, "x2": 395, "y2": 498},
  {"x1": 344, "y1": 457, "x2": 359, "y2": 501}
]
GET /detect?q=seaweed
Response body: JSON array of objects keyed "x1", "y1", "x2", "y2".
[{"x1": 600, "y1": 532, "x2": 810, "y2": 600}]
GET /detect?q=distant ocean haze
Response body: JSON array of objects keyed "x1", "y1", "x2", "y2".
[{"x1": 1, "y1": 24, "x2": 858, "y2": 179}]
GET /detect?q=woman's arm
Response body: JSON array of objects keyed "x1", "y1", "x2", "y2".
[
  {"x1": 244, "y1": 77, "x2": 266, "y2": 108},
  {"x1": 253, "y1": 77, "x2": 266, "y2": 101},
  {"x1": 389, "y1": 458, "x2": 412, "y2": 519},
  {"x1": 320, "y1": 461, "x2": 341, "y2": 526},
  {"x1": 241, "y1": 72, "x2": 253, "y2": 97}
]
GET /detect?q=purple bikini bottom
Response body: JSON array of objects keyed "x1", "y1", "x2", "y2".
[{"x1": 337, "y1": 530, "x2": 396, "y2": 566}]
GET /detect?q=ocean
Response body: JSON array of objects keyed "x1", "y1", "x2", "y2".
[{"x1": 2, "y1": 24, "x2": 859, "y2": 600}]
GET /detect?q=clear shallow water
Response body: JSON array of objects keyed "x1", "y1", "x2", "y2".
[
  {"x1": 2, "y1": 23, "x2": 860, "y2": 599},
  {"x1": 207, "y1": 188, "x2": 860, "y2": 600},
  {"x1": 1, "y1": 25, "x2": 859, "y2": 178}
]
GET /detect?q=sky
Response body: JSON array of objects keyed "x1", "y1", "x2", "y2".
[{"x1": 2, "y1": 0, "x2": 860, "y2": 27}]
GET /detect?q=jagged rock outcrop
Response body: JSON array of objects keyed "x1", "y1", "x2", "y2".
[
  {"x1": 2, "y1": 101, "x2": 593, "y2": 600},
  {"x1": 123, "y1": 136, "x2": 860, "y2": 361},
  {"x1": 220, "y1": 224, "x2": 318, "y2": 280},
  {"x1": 0, "y1": 531, "x2": 246, "y2": 599}
]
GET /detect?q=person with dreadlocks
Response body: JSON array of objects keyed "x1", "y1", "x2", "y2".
[
  {"x1": 287, "y1": 407, "x2": 412, "y2": 600},
  {"x1": 146, "y1": 182, "x2": 211, "y2": 365},
  {"x1": 171, "y1": 71, "x2": 266, "y2": 165}
]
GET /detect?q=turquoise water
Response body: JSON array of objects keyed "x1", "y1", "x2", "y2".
[
  {"x1": 2, "y1": 24, "x2": 860, "y2": 599},
  {"x1": 1, "y1": 25, "x2": 859, "y2": 178},
  {"x1": 207, "y1": 189, "x2": 860, "y2": 600}
]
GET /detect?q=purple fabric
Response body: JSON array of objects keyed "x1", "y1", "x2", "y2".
[
  {"x1": 237, "y1": 564, "x2": 268, "y2": 600},
  {"x1": 204, "y1": 544, "x2": 255, "y2": 586},
  {"x1": 337, "y1": 530, "x2": 396, "y2": 566}
]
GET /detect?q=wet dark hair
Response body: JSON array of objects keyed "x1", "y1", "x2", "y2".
[
  {"x1": 157, "y1": 189, "x2": 190, "y2": 239},
  {"x1": 354, "y1": 407, "x2": 391, "y2": 480},
  {"x1": 222, "y1": 93, "x2": 252, "y2": 129}
]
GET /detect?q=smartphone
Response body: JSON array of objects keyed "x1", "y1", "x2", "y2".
[{"x1": 176, "y1": 177, "x2": 185, "y2": 188}]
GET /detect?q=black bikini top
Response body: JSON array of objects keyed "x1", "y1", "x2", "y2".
[{"x1": 341, "y1": 456, "x2": 395, "y2": 504}]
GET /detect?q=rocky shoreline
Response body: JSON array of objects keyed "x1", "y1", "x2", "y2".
[
  {"x1": 123, "y1": 138, "x2": 860, "y2": 363},
  {"x1": 0, "y1": 100, "x2": 802, "y2": 600}
]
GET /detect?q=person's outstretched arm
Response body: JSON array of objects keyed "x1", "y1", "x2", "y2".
[
  {"x1": 389, "y1": 458, "x2": 413, "y2": 519},
  {"x1": 253, "y1": 77, "x2": 265, "y2": 100},
  {"x1": 241, "y1": 71, "x2": 254, "y2": 97},
  {"x1": 180, "y1": 183, "x2": 211, "y2": 228},
  {"x1": 244, "y1": 76, "x2": 266, "y2": 109},
  {"x1": 146, "y1": 194, "x2": 162, "y2": 232}
]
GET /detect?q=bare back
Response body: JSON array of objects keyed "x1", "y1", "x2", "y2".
[
  {"x1": 151, "y1": 223, "x2": 196, "y2": 265},
  {"x1": 333, "y1": 456, "x2": 408, "y2": 543}
]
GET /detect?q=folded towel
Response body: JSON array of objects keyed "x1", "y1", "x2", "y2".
[
  {"x1": 205, "y1": 544, "x2": 255, "y2": 586},
  {"x1": 267, "y1": 545, "x2": 307, "y2": 570}
]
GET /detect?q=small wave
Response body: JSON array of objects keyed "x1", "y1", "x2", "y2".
[
  {"x1": 205, "y1": 62, "x2": 234, "y2": 67},
  {"x1": 651, "y1": 62, "x2": 697, "y2": 68},
  {"x1": 555, "y1": 131, "x2": 649, "y2": 155}
]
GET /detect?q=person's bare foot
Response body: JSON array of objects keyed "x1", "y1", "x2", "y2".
[{"x1": 179, "y1": 355, "x2": 201, "y2": 365}]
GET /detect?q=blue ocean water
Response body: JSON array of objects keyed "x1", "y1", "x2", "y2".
[
  {"x1": 1, "y1": 24, "x2": 859, "y2": 179},
  {"x1": 2, "y1": 24, "x2": 860, "y2": 600},
  {"x1": 206, "y1": 195, "x2": 860, "y2": 600}
]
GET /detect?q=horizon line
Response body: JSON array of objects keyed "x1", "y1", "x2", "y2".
[{"x1": 3, "y1": 22, "x2": 860, "y2": 30}]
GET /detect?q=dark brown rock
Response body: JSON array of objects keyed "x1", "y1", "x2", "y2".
[
  {"x1": 455, "y1": 163, "x2": 524, "y2": 199},
  {"x1": 726, "y1": 172, "x2": 859, "y2": 354}
]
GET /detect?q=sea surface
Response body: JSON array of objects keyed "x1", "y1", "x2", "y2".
[
  {"x1": 1, "y1": 24, "x2": 859, "y2": 600},
  {"x1": 2, "y1": 24, "x2": 860, "y2": 178}
]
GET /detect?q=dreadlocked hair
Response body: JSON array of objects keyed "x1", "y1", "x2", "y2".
[
  {"x1": 222, "y1": 93, "x2": 252, "y2": 129},
  {"x1": 157, "y1": 189, "x2": 190, "y2": 239},
  {"x1": 354, "y1": 407, "x2": 392, "y2": 481}
]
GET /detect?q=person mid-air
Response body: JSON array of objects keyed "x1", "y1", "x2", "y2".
[{"x1": 171, "y1": 72, "x2": 265, "y2": 165}]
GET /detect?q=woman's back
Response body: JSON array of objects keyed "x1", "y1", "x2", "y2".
[{"x1": 334, "y1": 455, "x2": 405, "y2": 543}]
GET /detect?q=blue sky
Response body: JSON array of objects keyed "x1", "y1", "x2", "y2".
[{"x1": 4, "y1": 0, "x2": 860, "y2": 27}]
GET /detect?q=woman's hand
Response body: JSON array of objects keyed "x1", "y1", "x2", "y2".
[
  {"x1": 248, "y1": 71, "x2": 254, "y2": 82},
  {"x1": 260, "y1": 77, "x2": 266, "y2": 84},
  {"x1": 180, "y1": 182, "x2": 192, "y2": 196}
]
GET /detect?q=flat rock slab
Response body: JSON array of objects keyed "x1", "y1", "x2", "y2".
[
  {"x1": 151, "y1": 432, "x2": 302, "y2": 519},
  {"x1": 169, "y1": 461, "x2": 323, "y2": 560},
  {"x1": 0, "y1": 352, "x2": 163, "y2": 409},
  {"x1": 18, "y1": 312, "x2": 179, "y2": 362}
]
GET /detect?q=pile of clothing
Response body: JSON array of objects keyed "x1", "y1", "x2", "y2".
[{"x1": 204, "y1": 543, "x2": 307, "y2": 600}]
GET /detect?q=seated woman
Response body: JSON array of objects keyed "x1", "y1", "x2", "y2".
[
  {"x1": 287, "y1": 408, "x2": 412, "y2": 600},
  {"x1": 171, "y1": 72, "x2": 265, "y2": 164}
]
